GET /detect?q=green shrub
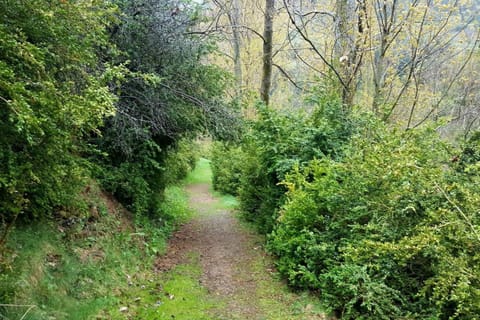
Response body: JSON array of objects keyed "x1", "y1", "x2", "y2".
[
  {"x1": 458, "y1": 131, "x2": 480, "y2": 168},
  {"x1": 235, "y1": 90, "x2": 353, "y2": 233},
  {"x1": 320, "y1": 264, "x2": 403, "y2": 319},
  {"x1": 268, "y1": 119, "x2": 480, "y2": 318},
  {"x1": 0, "y1": 0, "x2": 117, "y2": 223},
  {"x1": 96, "y1": 137, "x2": 200, "y2": 219},
  {"x1": 162, "y1": 138, "x2": 200, "y2": 186},
  {"x1": 96, "y1": 139, "x2": 163, "y2": 218},
  {"x1": 210, "y1": 142, "x2": 244, "y2": 195}
]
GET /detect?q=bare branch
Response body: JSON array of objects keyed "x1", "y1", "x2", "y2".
[
  {"x1": 413, "y1": 30, "x2": 480, "y2": 129},
  {"x1": 300, "y1": 10, "x2": 336, "y2": 21},
  {"x1": 273, "y1": 63, "x2": 304, "y2": 91},
  {"x1": 435, "y1": 182, "x2": 480, "y2": 243},
  {"x1": 282, "y1": 0, "x2": 348, "y2": 91}
]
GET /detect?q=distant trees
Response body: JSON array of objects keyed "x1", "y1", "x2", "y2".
[{"x1": 207, "y1": 0, "x2": 479, "y2": 135}]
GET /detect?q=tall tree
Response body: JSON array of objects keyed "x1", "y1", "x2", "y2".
[
  {"x1": 260, "y1": 0, "x2": 275, "y2": 105},
  {"x1": 231, "y1": 0, "x2": 244, "y2": 92}
]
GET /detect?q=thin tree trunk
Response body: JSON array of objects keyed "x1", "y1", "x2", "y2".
[
  {"x1": 229, "y1": 0, "x2": 243, "y2": 95},
  {"x1": 260, "y1": 0, "x2": 274, "y2": 105}
]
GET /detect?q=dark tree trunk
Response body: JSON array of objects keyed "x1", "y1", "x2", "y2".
[{"x1": 260, "y1": 0, "x2": 274, "y2": 105}]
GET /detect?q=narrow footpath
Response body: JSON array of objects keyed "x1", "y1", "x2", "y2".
[{"x1": 154, "y1": 159, "x2": 326, "y2": 320}]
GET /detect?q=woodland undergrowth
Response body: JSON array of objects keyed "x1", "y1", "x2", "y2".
[{"x1": 211, "y1": 89, "x2": 480, "y2": 319}]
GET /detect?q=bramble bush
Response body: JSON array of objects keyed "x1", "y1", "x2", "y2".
[{"x1": 268, "y1": 118, "x2": 480, "y2": 319}]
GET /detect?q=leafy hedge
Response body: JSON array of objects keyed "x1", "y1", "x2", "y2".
[
  {"x1": 211, "y1": 90, "x2": 353, "y2": 233},
  {"x1": 0, "y1": 0, "x2": 117, "y2": 221},
  {"x1": 211, "y1": 142, "x2": 244, "y2": 195},
  {"x1": 268, "y1": 120, "x2": 480, "y2": 319}
]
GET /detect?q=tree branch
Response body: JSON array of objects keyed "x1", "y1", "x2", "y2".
[
  {"x1": 282, "y1": 0, "x2": 348, "y2": 91},
  {"x1": 273, "y1": 63, "x2": 304, "y2": 91},
  {"x1": 435, "y1": 182, "x2": 480, "y2": 243}
]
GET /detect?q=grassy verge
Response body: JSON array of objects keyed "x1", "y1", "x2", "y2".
[
  {"x1": 232, "y1": 217, "x2": 326, "y2": 320},
  {"x1": 0, "y1": 179, "x2": 193, "y2": 320},
  {"x1": 108, "y1": 253, "x2": 218, "y2": 320},
  {"x1": 252, "y1": 249, "x2": 326, "y2": 319},
  {"x1": 101, "y1": 158, "x2": 219, "y2": 319}
]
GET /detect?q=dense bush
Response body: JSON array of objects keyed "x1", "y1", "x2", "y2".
[
  {"x1": 268, "y1": 118, "x2": 480, "y2": 319},
  {"x1": 0, "y1": 1, "x2": 117, "y2": 224},
  {"x1": 459, "y1": 131, "x2": 480, "y2": 167},
  {"x1": 228, "y1": 90, "x2": 354, "y2": 233},
  {"x1": 210, "y1": 142, "x2": 244, "y2": 195},
  {"x1": 92, "y1": 0, "x2": 239, "y2": 218},
  {"x1": 0, "y1": 0, "x2": 239, "y2": 241},
  {"x1": 162, "y1": 139, "x2": 200, "y2": 186}
]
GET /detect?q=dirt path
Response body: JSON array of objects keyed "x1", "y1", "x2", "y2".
[
  {"x1": 154, "y1": 166, "x2": 326, "y2": 319},
  {"x1": 155, "y1": 183, "x2": 264, "y2": 318}
]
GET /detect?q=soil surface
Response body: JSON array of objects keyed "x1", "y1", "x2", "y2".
[{"x1": 155, "y1": 183, "x2": 264, "y2": 318}]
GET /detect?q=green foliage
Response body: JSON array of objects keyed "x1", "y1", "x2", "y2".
[
  {"x1": 0, "y1": 0, "x2": 117, "y2": 221},
  {"x1": 210, "y1": 142, "x2": 244, "y2": 195},
  {"x1": 158, "y1": 185, "x2": 194, "y2": 229},
  {"x1": 184, "y1": 157, "x2": 213, "y2": 185},
  {"x1": 103, "y1": 0, "x2": 240, "y2": 153},
  {"x1": 91, "y1": 0, "x2": 240, "y2": 219},
  {"x1": 162, "y1": 139, "x2": 200, "y2": 186},
  {"x1": 0, "y1": 181, "x2": 192, "y2": 319},
  {"x1": 96, "y1": 138, "x2": 198, "y2": 218},
  {"x1": 319, "y1": 264, "x2": 403, "y2": 319},
  {"x1": 458, "y1": 131, "x2": 480, "y2": 167},
  {"x1": 268, "y1": 118, "x2": 480, "y2": 319},
  {"x1": 95, "y1": 139, "x2": 163, "y2": 217},
  {"x1": 225, "y1": 90, "x2": 354, "y2": 233}
]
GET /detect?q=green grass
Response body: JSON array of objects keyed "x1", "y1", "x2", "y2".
[
  {"x1": 0, "y1": 221, "x2": 127, "y2": 320},
  {"x1": 254, "y1": 259, "x2": 326, "y2": 319},
  {"x1": 0, "y1": 157, "x2": 325, "y2": 320},
  {"x1": 184, "y1": 157, "x2": 212, "y2": 184},
  {"x1": 229, "y1": 218, "x2": 326, "y2": 320},
  {"x1": 0, "y1": 180, "x2": 195, "y2": 320},
  {"x1": 159, "y1": 185, "x2": 194, "y2": 225},
  {"x1": 212, "y1": 192, "x2": 239, "y2": 210},
  {"x1": 109, "y1": 254, "x2": 220, "y2": 320}
]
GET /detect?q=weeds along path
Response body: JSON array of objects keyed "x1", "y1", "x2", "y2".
[{"x1": 154, "y1": 159, "x2": 326, "y2": 320}]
